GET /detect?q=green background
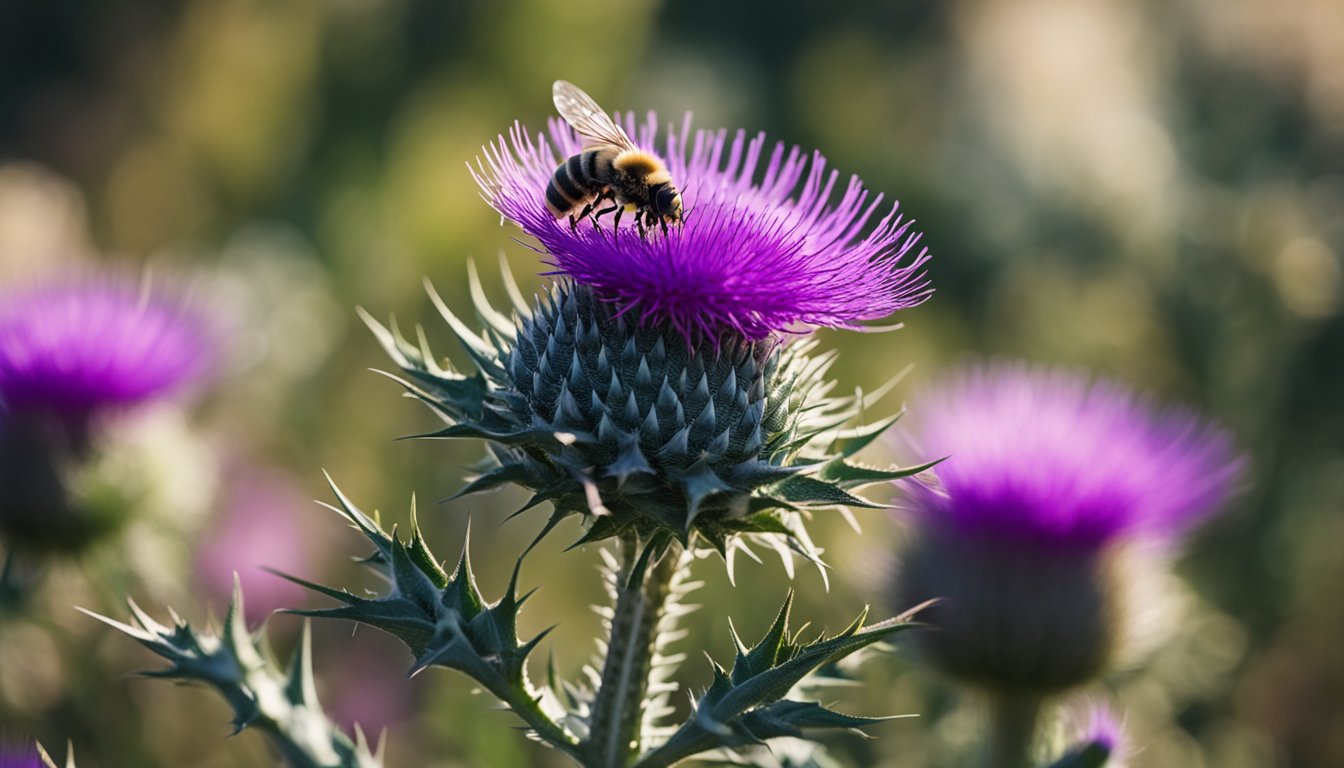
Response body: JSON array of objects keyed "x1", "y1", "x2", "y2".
[{"x1": 1, "y1": 0, "x2": 1340, "y2": 766}]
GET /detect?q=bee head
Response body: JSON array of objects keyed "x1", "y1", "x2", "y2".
[{"x1": 653, "y1": 183, "x2": 683, "y2": 224}]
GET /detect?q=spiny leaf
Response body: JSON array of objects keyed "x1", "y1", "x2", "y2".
[
  {"x1": 83, "y1": 586, "x2": 383, "y2": 768},
  {"x1": 739, "y1": 699, "x2": 901, "y2": 740},
  {"x1": 771, "y1": 476, "x2": 883, "y2": 509},
  {"x1": 634, "y1": 596, "x2": 926, "y2": 767},
  {"x1": 815, "y1": 458, "x2": 942, "y2": 488},
  {"x1": 829, "y1": 415, "x2": 902, "y2": 459},
  {"x1": 286, "y1": 483, "x2": 582, "y2": 760}
]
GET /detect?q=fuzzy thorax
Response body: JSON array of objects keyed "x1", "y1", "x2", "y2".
[{"x1": 612, "y1": 150, "x2": 670, "y2": 185}]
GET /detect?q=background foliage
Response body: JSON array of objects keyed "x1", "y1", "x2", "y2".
[{"x1": 2, "y1": 0, "x2": 1340, "y2": 766}]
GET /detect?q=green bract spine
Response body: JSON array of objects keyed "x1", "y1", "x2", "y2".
[{"x1": 364, "y1": 263, "x2": 934, "y2": 572}]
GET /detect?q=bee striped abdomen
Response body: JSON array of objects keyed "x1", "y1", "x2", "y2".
[{"x1": 545, "y1": 150, "x2": 606, "y2": 217}]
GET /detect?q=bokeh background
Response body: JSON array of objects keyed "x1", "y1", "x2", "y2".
[{"x1": 2, "y1": 0, "x2": 1341, "y2": 766}]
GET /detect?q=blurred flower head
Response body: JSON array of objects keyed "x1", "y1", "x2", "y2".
[
  {"x1": 0, "y1": 744, "x2": 47, "y2": 768},
  {"x1": 0, "y1": 274, "x2": 215, "y2": 553},
  {"x1": 474, "y1": 113, "x2": 931, "y2": 342},
  {"x1": 894, "y1": 361, "x2": 1242, "y2": 693},
  {"x1": 324, "y1": 630, "x2": 417, "y2": 734},
  {"x1": 0, "y1": 277, "x2": 212, "y2": 427},
  {"x1": 195, "y1": 461, "x2": 312, "y2": 623},
  {"x1": 904, "y1": 362, "x2": 1241, "y2": 550},
  {"x1": 1056, "y1": 701, "x2": 1128, "y2": 767}
]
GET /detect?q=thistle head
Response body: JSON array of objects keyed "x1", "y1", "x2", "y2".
[
  {"x1": 369, "y1": 268, "x2": 918, "y2": 570},
  {"x1": 0, "y1": 275, "x2": 214, "y2": 552},
  {"x1": 0, "y1": 742, "x2": 62, "y2": 768},
  {"x1": 375, "y1": 91, "x2": 934, "y2": 570},
  {"x1": 0, "y1": 277, "x2": 211, "y2": 427},
  {"x1": 1075, "y1": 704, "x2": 1127, "y2": 766},
  {"x1": 474, "y1": 111, "x2": 931, "y2": 342},
  {"x1": 1055, "y1": 701, "x2": 1128, "y2": 767},
  {"x1": 0, "y1": 745, "x2": 45, "y2": 768},
  {"x1": 893, "y1": 362, "x2": 1243, "y2": 694}
]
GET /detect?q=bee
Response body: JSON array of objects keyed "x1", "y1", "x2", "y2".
[{"x1": 545, "y1": 80, "x2": 683, "y2": 236}]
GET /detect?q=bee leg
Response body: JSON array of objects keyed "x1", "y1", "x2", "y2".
[
  {"x1": 609, "y1": 206, "x2": 624, "y2": 231},
  {"x1": 659, "y1": 216, "x2": 669, "y2": 236},
  {"x1": 574, "y1": 201, "x2": 599, "y2": 230},
  {"x1": 635, "y1": 210, "x2": 648, "y2": 240},
  {"x1": 585, "y1": 192, "x2": 616, "y2": 229}
]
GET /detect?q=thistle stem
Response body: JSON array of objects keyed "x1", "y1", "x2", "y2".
[
  {"x1": 585, "y1": 536, "x2": 682, "y2": 768},
  {"x1": 986, "y1": 692, "x2": 1043, "y2": 768}
]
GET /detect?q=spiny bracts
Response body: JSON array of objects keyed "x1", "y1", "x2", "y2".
[
  {"x1": 83, "y1": 584, "x2": 384, "y2": 768},
  {"x1": 365, "y1": 263, "x2": 928, "y2": 571}
]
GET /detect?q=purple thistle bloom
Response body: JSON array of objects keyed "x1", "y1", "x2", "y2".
[
  {"x1": 0, "y1": 276, "x2": 213, "y2": 551},
  {"x1": 473, "y1": 113, "x2": 931, "y2": 341},
  {"x1": 1061, "y1": 701, "x2": 1129, "y2": 767},
  {"x1": 893, "y1": 361, "x2": 1243, "y2": 695},
  {"x1": 903, "y1": 361, "x2": 1243, "y2": 551},
  {"x1": 0, "y1": 277, "x2": 212, "y2": 421},
  {"x1": 0, "y1": 745, "x2": 45, "y2": 768}
]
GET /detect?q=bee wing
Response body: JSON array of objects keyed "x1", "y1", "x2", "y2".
[{"x1": 553, "y1": 80, "x2": 638, "y2": 152}]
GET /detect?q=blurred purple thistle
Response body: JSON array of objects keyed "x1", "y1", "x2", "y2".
[
  {"x1": 0, "y1": 275, "x2": 213, "y2": 551},
  {"x1": 1074, "y1": 703, "x2": 1127, "y2": 764},
  {"x1": 892, "y1": 361, "x2": 1243, "y2": 765},
  {"x1": 903, "y1": 361, "x2": 1243, "y2": 552},
  {"x1": 0, "y1": 277, "x2": 212, "y2": 426},
  {"x1": 0, "y1": 745, "x2": 46, "y2": 768},
  {"x1": 474, "y1": 114, "x2": 931, "y2": 342},
  {"x1": 195, "y1": 462, "x2": 311, "y2": 624}
]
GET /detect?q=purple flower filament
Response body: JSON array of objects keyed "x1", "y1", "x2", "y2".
[
  {"x1": 0, "y1": 278, "x2": 210, "y2": 424},
  {"x1": 904, "y1": 362, "x2": 1243, "y2": 552},
  {"x1": 474, "y1": 112, "x2": 932, "y2": 341},
  {"x1": 0, "y1": 747, "x2": 45, "y2": 768}
]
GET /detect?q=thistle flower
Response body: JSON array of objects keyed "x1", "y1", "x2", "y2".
[
  {"x1": 892, "y1": 362, "x2": 1240, "y2": 767},
  {"x1": 0, "y1": 276, "x2": 213, "y2": 551},
  {"x1": 0, "y1": 742, "x2": 61, "y2": 768},
  {"x1": 473, "y1": 113, "x2": 931, "y2": 341},
  {"x1": 371, "y1": 100, "x2": 933, "y2": 566},
  {"x1": 0, "y1": 278, "x2": 210, "y2": 425},
  {"x1": 0, "y1": 745, "x2": 43, "y2": 768},
  {"x1": 91, "y1": 90, "x2": 935, "y2": 768},
  {"x1": 895, "y1": 362, "x2": 1242, "y2": 691},
  {"x1": 1063, "y1": 703, "x2": 1127, "y2": 767}
]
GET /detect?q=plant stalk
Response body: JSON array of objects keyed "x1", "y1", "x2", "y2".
[
  {"x1": 585, "y1": 536, "x2": 682, "y2": 768},
  {"x1": 987, "y1": 691, "x2": 1043, "y2": 768}
]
